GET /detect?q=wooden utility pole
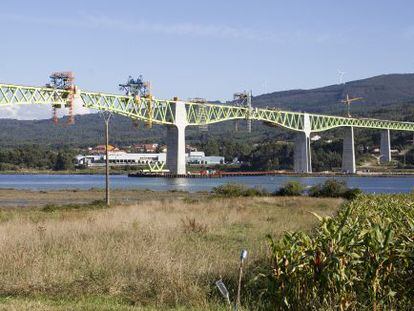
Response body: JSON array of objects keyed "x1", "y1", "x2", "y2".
[{"x1": 101, "y1": 111, "x2": 112, "y2": 206}]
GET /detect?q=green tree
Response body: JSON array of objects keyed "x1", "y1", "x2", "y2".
[
  {"x1": 247, "y1": 142, "x2": 293, "y2": 170},
  {"x1": 202, "y1": 139, "x2": 220, "y2": 156},
  {"x1": 54, "y1": 151, "x2": 74, "y2": 170}
]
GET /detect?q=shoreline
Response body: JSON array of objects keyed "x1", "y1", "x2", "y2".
[{"x1": 0, "y1": 170, "x2": 413, "y2": 178}]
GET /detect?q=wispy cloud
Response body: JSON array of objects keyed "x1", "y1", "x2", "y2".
[
  {"x1": 1, "y1": 105, "x2": 19, "y2": 119},
  {"x1": 0, "y1": 12, "x2": 334, "y2": 44},
  {"x1": 0, "y1": 98, "x2": 91, "y2": 120},
  {"x1": 0, "y1": 104, "x2": 49, "y2": 120},
  {"x1": 80, "y1": 13, "x2": 278, "y2": 42}
]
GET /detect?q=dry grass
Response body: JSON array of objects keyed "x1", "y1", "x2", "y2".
[
  {"x1": 0, "y1": 189, "x2": 205, "y2": 208},
  {"x1": 0, "y1": 193, "x2": 342, "y2": 310}
]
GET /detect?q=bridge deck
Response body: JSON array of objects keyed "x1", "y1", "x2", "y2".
[{"x1": 1, "y1": 83, "x2": 414, "y2": 133}]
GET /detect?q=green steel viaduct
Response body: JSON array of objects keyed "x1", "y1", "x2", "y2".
[{"x1": 1, "y1": 82, "x2": 414, "y2": 174}]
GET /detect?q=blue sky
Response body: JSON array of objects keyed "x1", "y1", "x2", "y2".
[{"x1": 0, "y1": 0, "x2": 413, "y2": 118}]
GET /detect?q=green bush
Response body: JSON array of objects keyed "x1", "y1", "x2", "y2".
[
  {"x1": 274, "y1": 181, "x2": 305, "y2": 196},
  {"x1": 212, "y1": 183, "x2": 268, "y2": 197},
  {"x1": 343, "y1": 187, "x2": 363, "y2": 200},
  {"x1": 257, "y1": 194, "x2": 414, "y2": 310},
  {"x1": 308, "y1": 179, "x2": 360, "y2": 199}
]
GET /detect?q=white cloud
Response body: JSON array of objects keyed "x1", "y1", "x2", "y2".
[
  {"x1": 0, "y1": 105, "x2": 19, "y2": 118},
  {"x1": 0, "y1": 105, "x2": 52, "y2": 120},
  {"x1": 0, "y1": 12, "x2": 333, "y2": 44},
  {"x1": 0, "y1": 98, "x2": 91, "y2": 120},
  {"x1": 80, "y1": 13, "x2": 276, "y2": 42}
]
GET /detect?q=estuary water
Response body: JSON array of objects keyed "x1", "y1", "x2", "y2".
[{"x1": 0, "y1": 174, "x2": 412, "y2": 193}]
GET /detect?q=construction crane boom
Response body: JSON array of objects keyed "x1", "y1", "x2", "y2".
[{"x1": 340, "y1": 93, "x2": 363, "y2": 117}]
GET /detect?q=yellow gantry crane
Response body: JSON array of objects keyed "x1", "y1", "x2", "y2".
[{"x1": 341, "y1": 93, "x2": 363, "y2": 117}]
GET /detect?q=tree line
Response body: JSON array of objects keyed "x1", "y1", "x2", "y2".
[
  {"x1": 197, "y1": 138, "x2": 345, "y2": 171},
  {"x1": 197, "y1": 136, "x2": 414, "y2": 171},
  {"x1": 0, "y1": 146, "x2": 76, "y2": 171},
  {"x1": 0, "y1": 137, "x2": 413, "y2": 172}
]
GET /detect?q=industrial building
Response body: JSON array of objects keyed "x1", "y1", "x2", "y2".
[
  {"x1": 75, "y1": 151, "x2": 224, "y2": 167},
  {"x1": 186, "y1": 151, "x2": 224, "y2": 165},
  {"x1": 75, "y1": 152, "x2": 166, "y2": 167}
]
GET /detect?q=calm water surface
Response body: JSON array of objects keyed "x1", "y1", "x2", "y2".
[{"x1": 0, "y1": 174, "x2": 413, "y2": 193}]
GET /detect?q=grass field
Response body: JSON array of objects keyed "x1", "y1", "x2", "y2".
[{"x1": 0, "y1": 190, "x2": 342, "y2": 310}]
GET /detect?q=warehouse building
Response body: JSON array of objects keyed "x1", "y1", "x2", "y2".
[{"x1": 75, "y1": 151, "x2": 224, "y2": 167}]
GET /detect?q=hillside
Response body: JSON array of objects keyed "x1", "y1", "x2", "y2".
[
  {"x1": 0, "y1": 73, "x2": 413, "y2": 147},
  {"x1": 253, "y1": 73, "x2": 414, "y2": 118}
]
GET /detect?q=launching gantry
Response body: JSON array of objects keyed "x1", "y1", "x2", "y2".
[
  {"x1": 47, "y1": 72, "x2": 76, "y2": 125},
  {"x1": 233, "y1": 91, "x2": 252, "y2": 133},
  {"x1": 119, "y1": 75, "x2": 153, "y2": 128}
]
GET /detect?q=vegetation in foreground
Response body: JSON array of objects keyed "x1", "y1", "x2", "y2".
[
  {"x1": 0, "y1": 188, "x2": 412, "y2": 310},
  {"x1": 0, "y1": 193, "x2": 341, "y2": 310},
  {"x1": 260, "y1": 193, "x2": 414, "y2": 310}
]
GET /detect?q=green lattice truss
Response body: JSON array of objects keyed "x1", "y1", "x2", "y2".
[{"x1": 1, "y1": 83, "x2": 414, "y2": 133}]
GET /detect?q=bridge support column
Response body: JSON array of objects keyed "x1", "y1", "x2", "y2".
[
  {"x1": 294, "y1": 113, "x2": 312, "y2": 173},
  {"x1": 380, "y1": 129, "x2": 391, "y2": 163},
  {"x1": 342, "y1": 127, "x2": 356, "y2": 173},
  {"x1": 166, "y1": 101, "x2": 188, "y2": 175},
  {"x1": 294, "y1": 132, "x2": 312, "y2": 173}
]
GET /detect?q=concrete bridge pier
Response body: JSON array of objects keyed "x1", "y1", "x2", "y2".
[
  {"x1": 166, "y1": 101, "x2": 188, "y2": 175},
  {"x1": 342, "y1": 127, "x2": 356, "y2": 173},
  {"x1": 294, "y1": 132, "x2": 312, "y2": 173},
  {"x1": 380, "y1": 129, "x2": 391, "y2": 163}
]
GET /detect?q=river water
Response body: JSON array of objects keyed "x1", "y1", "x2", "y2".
[{"x1": 0, "y1": 174, "x2": 412, "y2": 193}]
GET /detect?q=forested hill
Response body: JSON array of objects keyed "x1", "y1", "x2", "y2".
[
  {"x1": 254, "y1": 73, "x2": 414, "y2": 118},
  {"x1": 0, "y1": 73, "x2": 413, "y2": 147}
]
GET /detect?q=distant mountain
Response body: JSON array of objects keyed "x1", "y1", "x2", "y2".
[
  {"x1": 253, "y1": 73, "x2": 414, "y2": 119},
  {"x1": 0, "y1": 73, "x2": 413, "y2": 147}
]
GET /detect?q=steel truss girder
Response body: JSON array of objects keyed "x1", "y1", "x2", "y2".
[
  {"x1": 1, "y1": 83, "x2": 414, "y2": 133},
  {"x1": 185, "y1": 102, "x2": 305, "y2": 131},
  {"x1": 0, "y1": 84, "x2": 69, "y2": 107},
  {"x1": 80, "y1": 91, "x2": 176, "y2": 125},
  {"x1": 309, "y1": 114, "x2": 414, "y2": 132}
]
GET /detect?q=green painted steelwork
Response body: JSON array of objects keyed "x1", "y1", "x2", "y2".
[
  {"x1": 308, "y1": 114, "x2": 414, "y2": 132},
  {"x1": 80, "y1": 91, "x2": 176, "y2": 125},
  {"x1": 185, "y1": 102, "x2": 305, "y2": 131},
  {"x1": 145, "y1": 161, "x2": 166, "y2": 173},
  {"x1": 1, "y1": 83, "x2": 414, "y2": 133},
  {"x1": 0, "y1": 84, "x2": 69, "y2": 107}
]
